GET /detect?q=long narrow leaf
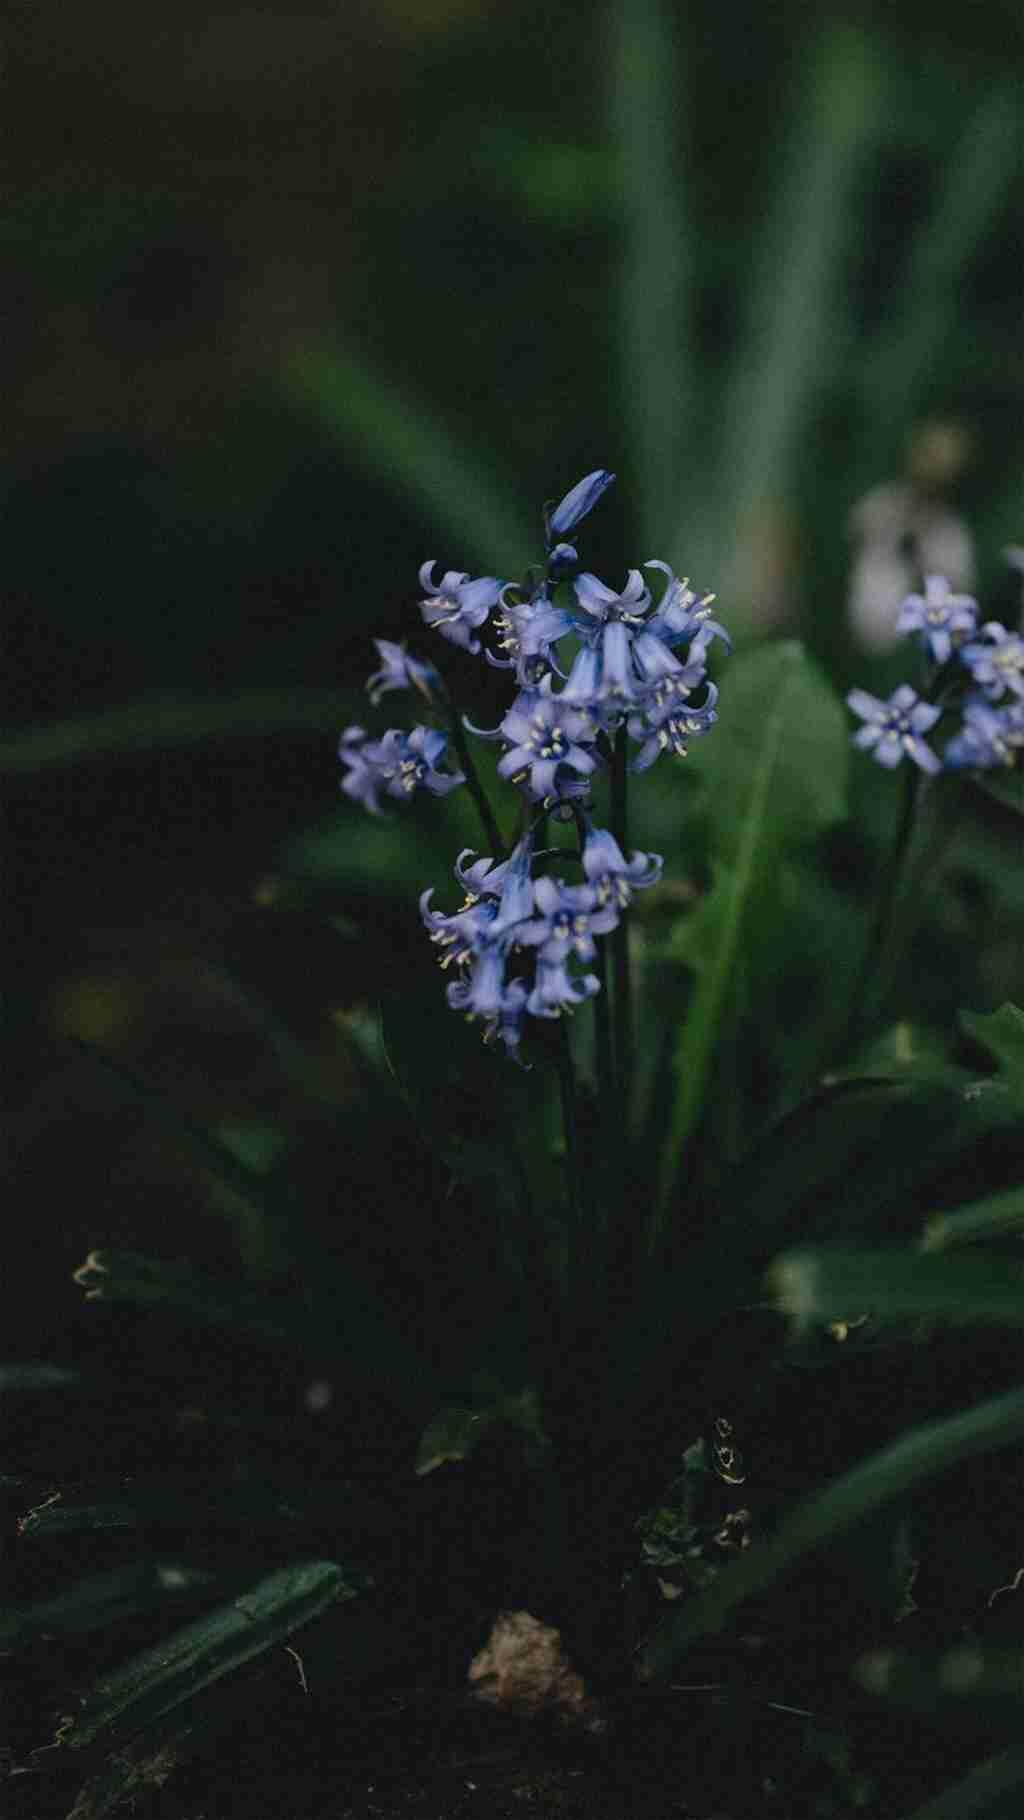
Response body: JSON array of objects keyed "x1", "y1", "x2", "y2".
[
  {"x1": 653, "y1": 641, "x2": 847, "y2": 1230},
  {"x1": 899, "y1": 1749, "x2": 1024, "y2": 1820},
  {"x1": 609, "y1": 0, "x2": 696, "y2": 552},
  {"x1": 923, "y1": 1184, "x2": 1024, "y2": 1252},
  {"x1": 59, "y1": 1560, "x2": 364, "y2": 1749},
  {"x1": 771, "y1": 1244, "x2": 1024, "y2": 1328},
  {"x1": 705, "y1": 25, "x2": 883, "y2": 610},
  {"x1": 0, "y1": 1561, "x2": 216, "y2": 1649},
  {"x1": 0, "y1": 688, "x2": 351, "y2": 771},
  {"x1": 281, "y1": 341, "x2": 533, "y2": 572},
  {"x1": 639, "y1": 1382, "x2": 1024, "y2": 1677}
]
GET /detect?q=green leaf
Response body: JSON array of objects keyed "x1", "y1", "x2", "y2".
[
  {"x1": 771, "y1": 1244, "x2": 1024, "y2": 1329},
  {"x1": 896, "y1": 1749, "x2": 1024, "y2": 1820},
  {"x1": 639, "y1": 1381, "x2": 1024, "y2": 1679},
  {"x1": 59, "y1": 1560, "x2": 366, "y2": 1750},
  {"x1": 72, "y1": 1249, "x2": 441, "y2": 1420},
  {"x1": 18, "y1": 1472, "x2": 385, "y2": 1540},
  {"x1": 415, "y1": 1384, "x2": 550, "y2": 1476},
  {"x1": 0, "y1": 1561, "x2": 216, "y2": 1648},
  {"x1": 0, "y1": 688, "x2": 352, "y2": 771},
  {"x1": 653, "y1": 640, "x2": 848, "y2": 1228},
  {"x1": 609, "y1": 0, "x2": 696, "y2": 552},
  {"x1": 0, "y1": 1362, "x2": 83, "y2": 1389},
  {"x1": 972, "y1": 767, "x2": 1024, "y2": 819},
  {"x1": 961, "y1": 1004, "x2": 1024, "y2": 1109},
  {"x1": 922, "y1": 1183, "x2": 1024, "y2": 1252},
  {"x1": 280, "y1": 342, "x2": 534, "y2": 573}
]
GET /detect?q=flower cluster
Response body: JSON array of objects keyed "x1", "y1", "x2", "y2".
[
  {"x1": 847, "y1": 568, "x2": 1024, "y2": 776},
  {"x1": 336, "y1": 468, "x2": 727, "y2": 1058}
]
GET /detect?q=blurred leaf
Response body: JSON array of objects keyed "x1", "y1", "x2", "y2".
[
  {"x1": 281, "y1": 342, "x2": 534, "y2": 573},
  {"x1": 415, "y1": 1384, "x2": 550, "y2": 1476},
  {"x1": 0, "y1": 1561, "x2": 216, "y2": 1649},
  {"x1": 923, "y1": 1183, "x2": 1024, "y2": 1252},
  {"x1": 961, "y1": 1004, "x2": 1024, "y2": 1107},
  {"x1": 858, "y1": 1645, "x2": 1024, "y2": 1708},
  {"x1": 610, "y1": 0, "x2": 696, "y2": 551},
  {"x1": 18, "y1": 1472, "x2": 384, "y2": 1540},
  {"x1": 639, "y1": 1381, "x2": 1024, "y2": 1678},
  {"x1": 896, "y1": 1748, "x2": 1024, "y2": 1820},
  {"x1": 0, "y1": 689, "x2": 352, "y2": 770},
  {"x1": 857, "y1": 85, "x2": 1021, "y2": 467},
  {"x1": 771, "y1": 1243, "x2": 1024, "y2": 1329},
  {"x1": 706, "y1": 25, "x2": 884, "y2": 604},
  {"x1": 58, "y1": 1559, "x2": 365, "y2": 1750},
  {"x1": 654, "y1": 641, "x2": 848, "y2": 1225},
  {"x1": 971, "y1": 766, "x2": 1024, "y2": 819},
  {"x1": 72, "y1": 1249, "x2": 441, "y2": 1420},
  {"x1": 0, "y1": 1363, "x2": 82, "y2": 1389}
]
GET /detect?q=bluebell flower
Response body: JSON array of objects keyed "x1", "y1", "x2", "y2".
[
  {"x1": 446, "y1": 940, "x2": 513, "y2": 1020},
  {"x1": 580, "y1": 823, "x2": 663, "y2": 908},
  {"x1": 626, "y1": 675, "x2": 719, "y2": 771},
  {"x1": 525, "y1": 958, "x2": 600, "y2": 1019},
  {"x1": 470, "y1": 677, "x2": 598, "y2": 805},
  {"x1": 365, "y1": 639, "x2": 441, "y2": 707},
  {"x1": 339, "y1": 724, "x2": 465, "y2": 815},
  {"x1": 480, "y1": 979, "x2": 530, "y2": 1062},
  {"x1": 944, "y1": 696, "x2": 1024, "y2": 770},
  {"x1": 419, "y1": 562, "x2": 504, "y2": 654},
  {"x1": 421, "y1": 834, "x2": 536, "y2": 971},
  {"x1": 846, "y1": 685, "x2": 942, "y2": 774},
  {"x1": 558, "y1": 569, "x2": 653, "y2": 710},
  {"x1": 547, "y1": 469, "x2": 615, "y2": 540},
  {"x1": 644, "y1": 561, "x2": 731, "y2": 653},
  {"x1": 895, "y1": 575, "x2": 978, "y2": 666},
  {"x1": 960, "y1": 622, "x2": 1024, "y2": 701},
  {"x1": 516, "y1": 875, "x2": 620, "y2": 964},
  {"x1": 488, "y1": 585, "x2": 575, "y2": 685},
  {"x1": 546, "y1": 542, "x2": 579, "y2": 576}
]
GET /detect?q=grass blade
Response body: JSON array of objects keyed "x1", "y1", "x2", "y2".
[
  {"x1": 0, "y1": 688, "x2": 352, "y2": 771},
  {"x1": 281, "y1": 341, "x2": 534, "y2": 572},
  {"x1": 771, "y1": 1243, "x2": 1024, "y2": 1328},
  {"x1": 923, "y1": 1184, "x2": 1024, "y2": 1252},
  {"x1": 608, "y1": 0, "x2": 696, "y2": 553},
  {"x1": 706, "y1": 25, "x2": 883, "y2": 613},
  {"x1": 59, "y1": 1560, "x2": 364, "y2": 1749}
]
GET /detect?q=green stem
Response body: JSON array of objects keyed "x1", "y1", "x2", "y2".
[
  {"x1": 840, "y1": 762, "x2": 923, "y2": 1059},
  {"x1": 444, "y1": 701, "x2": 506, "y2": 859},
  {"x1": 611, "y1": 728, "x2": 634, "y2": 1118},
  {"x1": 556, "y1": 1020, "x2": 583, "y2": 1302}
]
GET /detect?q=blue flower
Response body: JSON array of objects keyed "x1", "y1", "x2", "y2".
[
  {"x1": 516, "y1": 874, "x2": 620, "y2": 964},
  {"x1": 846, "y1": 685, "x2": 942, "y2": 774},
  {"x1": 560, "y1": 570, "x2": 652, "y2": 709},
  {"x1": 895, "y1": 575, "x2": 978, "y2": 666},
  {"x1": 365, "y1": 639, "x2": 441, "y2": 707},
  {"x1": 626, "y1": 675, "x2": 719, "y2": 772},
  {"x1": 547, "y1": 469, "x2": 615, "y2": 540},
  {"x1": 944, "y1": 696, "x2": 1024, "y2": 770},
  {"x1": 488, "y1": 586, "x2": 575, "y2": 685},
  {"x1": 960, "y1": 622, "x2": 1024, "y2": 701},
  {"x1": 643, "y1": 561, "x2": 731, "y2": 652},
  {"x1": 470, "y1": 677, "x2": 598, "y2": 805},
  {"x1": 421, "y1": 835, "x2": 536, "y2": 975},
  {"x1": 525, "y1": 958, "x2": 600, "y2": 1019},
  {"x1": 338, "y1": 724, "x2": 465, "y2": 815},
  {"x1": 419, "y1": 562, "x2": 504, "y2": 654},
  {"x1": 480, "y1": 979, "x2": 530, "y2": 1062},
  {"x1": 580, "y1": 824, "x2": 663, "y2": 907}
]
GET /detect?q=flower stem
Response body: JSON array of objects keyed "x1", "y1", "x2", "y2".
[
  {"x1": 611, "y1": 727, "x2": 634, "y2": 1116},
  {"x1": 556, "y1": 1019, "x2": 583, "y2": 1296},
  {"x1": 840, "y1": 761, "x2": 923, "y2": 1057},
  {"x1": 444, "y1": 702, "x2": 506, "y2": 859}
]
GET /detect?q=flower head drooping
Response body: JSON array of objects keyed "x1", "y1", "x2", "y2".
[
  {"x1": 547, "y1": 470, "x2": 615, "y2": 541},
  {"x1": 944, "y1": 696, "x2": 1024, "y2": 770},
  {"x1": 517, "y1": 874, "x2": 620, "y2": 965},
  {"x1": 488, "y1": 584, "x2": 575, "y2": 686},
  {"x1": 526, "y1": 958, "x2": 600, "y2": 1019},
  {"x1": 895, "y1": 575, "x2": 978, "y2": 666},
  {"x1": 419, "y1": 562, "x2": 505, "y2": 654},
  {"x1": 470, "y1": 676, "x2": 598, "y2": 806},
  {"x1": 580, "y1": 823, "x2": 663, "y2": 910},
  {"x1": 559, "y1": 569, "x2": 653, "y2": 710},
  {"x1": 643, "y1": 561, "x2": 731, "y2": 654},
  {"x1": 339, "y1": 724, "x2": 465, "y2": 815},
  {"x1": 365, "y1": 639, "x2": 441, "y2": 707},
  {"x1": 960, "y1": 622, "x2": 1024, "y2": 701},
  {"x1": 846, "y1": 685, "x2": 942, "y2": 774}
]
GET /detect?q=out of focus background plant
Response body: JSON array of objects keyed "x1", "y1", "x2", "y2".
[{"x1": 4, "y1": 4, "x2": 1024, "y2": 1818}]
